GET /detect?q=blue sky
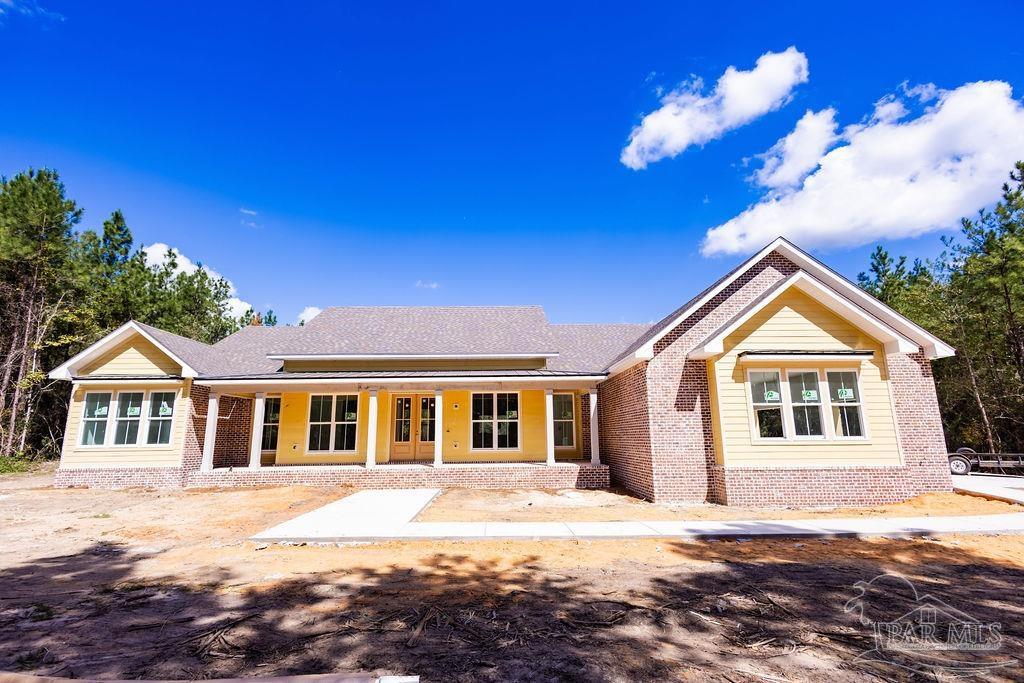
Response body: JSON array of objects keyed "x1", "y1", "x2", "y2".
[{"x1": 2, "y1": 1, "x2": 1022, "y2": 325}]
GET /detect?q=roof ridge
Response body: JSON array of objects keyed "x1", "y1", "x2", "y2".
[
  {"x1": 320, "y1": 305, "x2": 545, "y2": 310},
  {"x1": 133, "y1": 320, "x2": 214, "y2": 348}
]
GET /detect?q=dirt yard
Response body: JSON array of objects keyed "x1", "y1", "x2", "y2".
[
  {"x1": 2, "y1": 471, "x2": 1022, "y2": 681},
  {"x1": 416, "y1": 486, "x2": 1019, "y2": 522}
]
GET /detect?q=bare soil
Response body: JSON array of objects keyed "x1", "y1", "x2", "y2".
[
  {"x1": 416, "y1": 486, "x2": 1019, "y2": 522},
  {"x1": 2, "y1": 472, "x2": 1022, "y2": 681}
]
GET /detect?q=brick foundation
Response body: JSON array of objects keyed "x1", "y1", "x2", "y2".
[
  {"x1": 186, "y1": 463, "x2": 609, "y2": 490},
  {"x1": 53, "y1": 466, "x2": 184, "y2": 490},
  {"x1": 711, "y1": 465, "x2": 915, "y2": 507}
]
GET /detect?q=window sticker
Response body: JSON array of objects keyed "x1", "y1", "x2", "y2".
[
  {"x1": 95, "y1": 406, "x2": 108, "y2": 417},
  {"x1": 838, "y1": 388, "x2": 855, "y2": 400},
  {"x1": 801, "y1": 389, "x2": 818, "y2": 401},
  {"x1": 159, "y1": 403, "x2": 172, "y2": 417},
  {"x1": 763, "y1": 390, "x2": 780, "y2": 402},
  {"x1": 127, "y1": 406, "x2": 141, "y2": 417}
]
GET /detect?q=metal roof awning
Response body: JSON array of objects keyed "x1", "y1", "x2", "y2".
[{"x1": 737, "y1": 350, "x2": 875, "y2": 363}]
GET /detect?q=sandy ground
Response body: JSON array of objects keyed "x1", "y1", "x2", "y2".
[
  {"x1": 2, "y1": 471, "x2": 1023, "y2": 681},
  {"x1": 416, "y1": 486, "x2": 1020, "y2": 522}
]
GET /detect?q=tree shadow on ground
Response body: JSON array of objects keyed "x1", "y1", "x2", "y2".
[{"x1": 0, "y1": 537, "x2": 1022, "y2": 681}]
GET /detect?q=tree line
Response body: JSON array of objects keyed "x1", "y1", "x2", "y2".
[
  {"x1": 0, "y1": 169, "x2": 275, "y2": 460},
  {"x1": 1, "y1": 164, "x2": 1023, "y2": 461},
  {"x1": 857, "y1": 162, "x2": 1024, "y2": 453}
]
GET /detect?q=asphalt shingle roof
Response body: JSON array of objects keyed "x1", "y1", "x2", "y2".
[
  {"x1": 127, "y1": 308, "x2": 656, "y2": 379},
  {"x1": 273, "y1": 306, "x2": 560, "y2": 356}
]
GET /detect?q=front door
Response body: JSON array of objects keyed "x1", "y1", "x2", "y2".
[{"x1": 390, "y1": 394, "x2": 436, "y2": 461}]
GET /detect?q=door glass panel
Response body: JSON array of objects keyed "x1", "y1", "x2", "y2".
[
  {"x1": 419, "y1": 397, "x2": 435, "y2": 442},
  {"x1": 394, "y1": 397, "x2": 411, "y2": 442}
]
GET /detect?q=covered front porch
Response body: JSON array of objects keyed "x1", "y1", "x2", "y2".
[{"x1": 194, "y1": 375, "x2": 604, "y2": 477}]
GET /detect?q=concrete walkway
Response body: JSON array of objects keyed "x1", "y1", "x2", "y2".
[
  {"x1": 953, "y1": 473, "x2": 1024, "y2": 504},
  {"x1": 251, "y1": 488, "x2": 1024, "y2": 543}
]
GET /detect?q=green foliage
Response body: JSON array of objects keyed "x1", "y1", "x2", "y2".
[
  {"x1": 860, "y1": 161, "x2": 1024, "y2": 452},
  {"x1": 0, "y1": 168, "x2": 277, "y2": 459}
]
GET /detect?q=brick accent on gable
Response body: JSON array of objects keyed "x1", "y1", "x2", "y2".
[{"x1": 599, "y1": 250, "x2": 952, "y2": 506}]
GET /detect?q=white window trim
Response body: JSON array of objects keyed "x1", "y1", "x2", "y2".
[
  {"x1": 306, "y1": 393, "x2": 360, "y2": 454},
  {"x1": 79, "y1": 389, "x2": 178, "y2": 449},
  {"x1": 260, "y1": 395, "x2": 282, "y2": 453},
  {"x1": 469, "y1": 391, "x2": 522, "y2": 452},
  {"x1": 747, "y1": 369, "x2": 787, "y2": 442},
  {"x1": 825, "y1": 368, "x2": 870, "y2": 441},
  {"x1": 552, "y1": 392, "x2": 576, "y2": 450},
  {"x1": 745, "y1": 367, "x2": 870, "y2": 443},
  {"x1": 785, "y1": 369, "x2": 826, "y2": 441}
]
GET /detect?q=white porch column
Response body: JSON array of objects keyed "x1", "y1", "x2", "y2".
[
  {"x1": 434, "y1": 390, "x2": 444, "y2": 467},
  {"x1": 201, "y1": 392, "x2": 219, "y2": 471},
  {"x1": 366, "y1": 390, "x2": 378, "y2": 468},
  {"x1": 248, "y1": 392, "x2": 265, "y2": 468},
  {"x1": 544, "y1": 389, "x2": 556, "y2": 465},
  {"x1": 589, "y1": 389, "x2": 600, "y2": 465}
]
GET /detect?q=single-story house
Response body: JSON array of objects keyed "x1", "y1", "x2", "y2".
[{"x1": 48, "y1": 237, "x2": 954, "y2": 506}]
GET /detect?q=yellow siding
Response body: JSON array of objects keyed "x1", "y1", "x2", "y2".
[
  {"x1": 714, "y1": 288, "x2": 902, "y2": 467},
  {"x1": 274, "y1": 390, "x2": 388, "y2": 464},
  {"x1": 60, "y1": 381, "x2": 189, "y2": 468},
  {"x1": 271, "y1": 388, "x2": 579, "y2": 464},
  {"x1": 79, "y1": 334, "x2": 182, "y2": 376}
]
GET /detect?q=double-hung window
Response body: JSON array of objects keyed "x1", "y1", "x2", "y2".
[
  {"x1": 81, "y1": 392, "x2": 112, "y2": 445},
  {"x1": 146, "y1": 392, "x2": 176, "y2": 444},
  {"x1": 114, "y1": 392, "x2": 144, "y2": 445},
  {"x1": 308, "y1": 394, "x2": 358, "y2": 452},
  {"x1": 787, "y1": 371, "x2": 824, "y2": 438},
  {"x1": 749, "y1": 371, "x2": 785, "y2": 439},
  {"x1": 471, "y1": 392, "x2": 519, "y2": 450},
  {"x1": 828, "y1": 371, "x2": 865, "y2": 438},
  {"x1": 261, "y1": 397, "x2": 281, "y2": 451},
  {"x1": 552, "y1": 393, "x2": 575, "y2": 448}
]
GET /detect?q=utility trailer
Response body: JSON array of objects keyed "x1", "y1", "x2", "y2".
[{"x1": 948, "y1": 448, "x2": 1024, "y2": 475}]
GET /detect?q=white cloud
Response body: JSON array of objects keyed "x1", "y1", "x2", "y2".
[
  {"x1": 702, "y1": 80, "x2": 1024, "y2": 256},
  {"x1": 415, "y1": 279, "x2": 440, "y2": 290},
  {"x1": 240, "y1": 219, "x2": 259, "y2": 229},
  {"x1": 142, "y1": 243, "x2": 252, "y2": 318},
  {"x1": 296, "y1": 306, "x2": 322, "y2": 325},
  {"x1": 751, "y1": 108, "x2": 838, "y2": 190},
  {"x1": 0, "y1": 0, "x2": 63, "y2": 22},
  {"x1": 239, "y1": 207, "x2": 258, "y2": 216},
  {"x1": 621, "y1": 47, "x2": 809, "y2": 170}
]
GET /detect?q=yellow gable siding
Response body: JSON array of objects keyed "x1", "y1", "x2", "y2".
[
  {"x1": 80, "y1": 335, "x2": 182, "y2": 376},
  {"x1": 61, "y1": 381, "x2": 189, "y2": 468},
  {"x1": 712, "y1": 288, "x2": 902, "y2": 467}
]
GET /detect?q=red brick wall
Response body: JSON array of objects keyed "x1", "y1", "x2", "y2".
[
  {"x1": 597, "y1": 362, "x2": 655, "y2": 499},
  {"x1": 886, "y1": 351, "x2": 952, "y2": 494},
  {"x1": 212, "y1": 395, "x2": 253, "y2": 468}
]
